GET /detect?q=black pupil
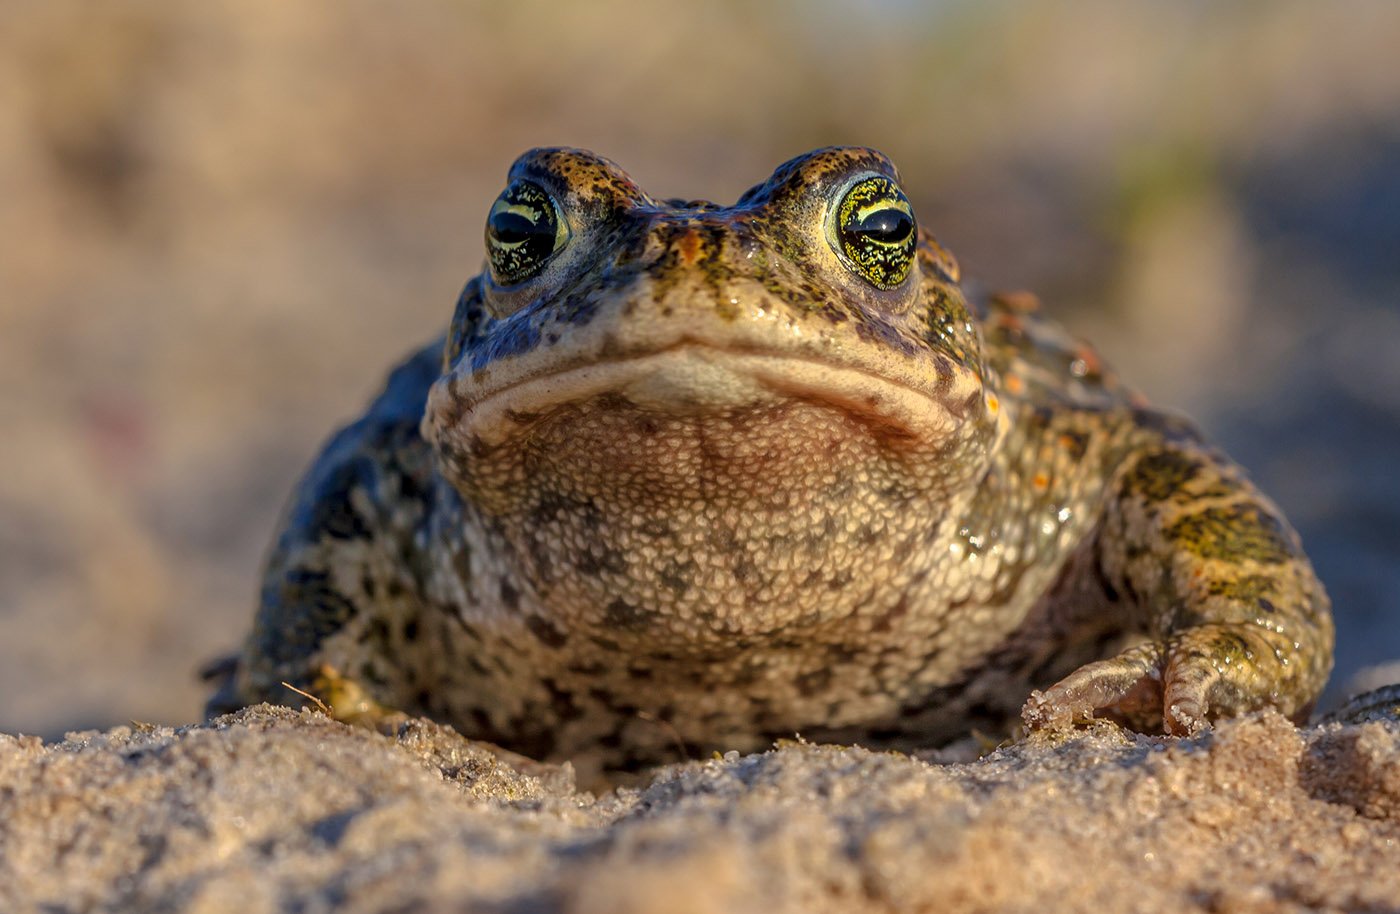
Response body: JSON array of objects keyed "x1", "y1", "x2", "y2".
[
  {"x1": 853, "y1": 208, "x2": 913, "y2": 243},
  {"x1": 490, "y1": 210, "x2": 548, "y2": 245}
]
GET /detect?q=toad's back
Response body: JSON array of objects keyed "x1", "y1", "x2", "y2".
[{"x1": 211, "y1": 147, "x2": 1332, "y2": 780}]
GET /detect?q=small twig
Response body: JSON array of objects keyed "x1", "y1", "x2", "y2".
[{"x1": 281, "y1": 681, "x2": 333, "y2": 717}]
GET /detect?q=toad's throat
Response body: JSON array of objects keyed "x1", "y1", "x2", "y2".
[{"x1": 433, "y1": 344, "x2": 972, "y2": 449}]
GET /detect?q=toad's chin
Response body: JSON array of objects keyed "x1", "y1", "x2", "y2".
[{"x1": 425, "y1": 343, "x2": 978, "y2": 454}]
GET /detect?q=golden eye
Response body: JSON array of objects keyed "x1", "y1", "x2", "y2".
[
  {"x1": 485, "y1": 180, "x2": 568, "y2": 284},
  {"x1": 832, "y1": 176, "x2": 917, "y2": 289}
]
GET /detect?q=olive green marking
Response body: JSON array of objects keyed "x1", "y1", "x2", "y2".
[
  {"x1": 1204, "y1": 574, "x2": 1281, "y2": 607},
  {"x1": 1120, "y1": 449, "x2": 1248, "y2": 514},
  {"x1": 1122, "y1": 451, "x2": 1203, "y2": 502},
  {"x1": 1166, "y1": 503, "x2": 1296, "y2": 564}
]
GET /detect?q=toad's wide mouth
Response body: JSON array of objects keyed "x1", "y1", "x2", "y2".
[{"x1": 425, "y1": 343, "x2": 981, "y2": 450}]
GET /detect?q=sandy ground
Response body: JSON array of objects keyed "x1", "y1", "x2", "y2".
[
  {"x1": 4, "y1": 1, "x2": 1400, "y2": 738},
  {"x1": 3, "y1": 701, "x2": 1399, "y2": 914}
]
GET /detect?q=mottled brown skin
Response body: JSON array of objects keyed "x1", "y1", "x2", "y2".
[{"x1": 209, "y1": 147, "x2": 1333, "y2": 781}]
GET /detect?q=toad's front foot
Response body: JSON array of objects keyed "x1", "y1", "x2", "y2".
[{"x1": 1022, "y1": 621, "x2": 1321, "y2": 736}]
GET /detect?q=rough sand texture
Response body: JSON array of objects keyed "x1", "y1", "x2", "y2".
[{"x1": 2, "y1": 705, "x2": 1398, "y2": 914}]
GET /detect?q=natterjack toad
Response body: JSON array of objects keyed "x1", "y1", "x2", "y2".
[{"x1": 208, "y1": 148, "x2": 1333, "y2": 777}]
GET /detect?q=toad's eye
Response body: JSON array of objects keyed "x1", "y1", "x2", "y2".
[
  {"x1": 832, "y1": 176, "x2": 917, "y2": 289},
  {"x1": 485, "y1": 180, "x2": 568, "y2": 285}
]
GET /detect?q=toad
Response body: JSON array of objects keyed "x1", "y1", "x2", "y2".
[{"x1": 209, "y1": 147, "x2": 1333, "y2": 778}]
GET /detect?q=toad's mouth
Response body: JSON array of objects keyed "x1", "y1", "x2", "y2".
[{"x1": 425, "y1": 343, "x2": 979, "y2": 451}]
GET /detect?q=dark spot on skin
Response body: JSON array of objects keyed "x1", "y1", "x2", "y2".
[
  {"x1": 659, "y1": 559, "x2": 697, "y2": 597},
  {"x1": 525, "y1": 615, "x2": 568, "y2": 649},
  {"x1": 500, "y1": 719, "x2": 557, "y2": 762},
  {"x1": 1057, "y1": 430, "x2": 1090, "y2": 461},
  {"x1": 499, "y1": 580, "x2": 520, "y2": 611},
  {"x1": 891, "y1": 533, "x2": 919, "y2": 564},
  {"x1": 1167, "y1": 503, "x2": 1296, "y2": 564},
  {"x1": 708, "y1": 527, "x2": 743, "y2": 559},
  {"x1": 1124, "y1": 450, "x2": 1238, "y2": 505},
  {"x1": 826, "y1": 643, "x2": 861, "y2": 664},
  {"x1": 591, "y1": 636, "x2": 620, "y2": 652},
  {"x1": 469, "y1": 311, "x2": 542, "y2": 372},
  {"x1": 851, "y1": 311, "x2": 921, "y2": 356},
  {"x1": 445, "y1": 610, "x2": 482, "y2": 642},
  {"x1": 1122, "y1": 451, "x2": 1204, "y2": 502},
  {"x1": 260, "y1": 569, "x2": 360, "y2": 664},
  {"x1": 604, "y1": 598, "x2": 650, "y2": 631},
  {"x1": 402, "y1": 618, "x2": 419, "y2": 642},
  {"x1": 726, "y1": 663, "x2": 761, "y2": 688},
  {"x1": 1092, "y1": 552, "x2": 1121, "y2": 604},
  {"x1": 990, "y1": 312, "x2": 1026, "y2": 342},
  {"x1": 927, "y1": 357, "x2": 953, "y2": 400},
  {"x1": 872, "y1": 595, "x2": 910, "y2": 634},
  {"x1": 827, "y1": 570, "x2": 854, "y2": 591},
  {"x1": 1131, "y1": 409, "x2": 1205, "y2": 445},
  {"x1": 451, "y1": 547, "x2": 475, "y2": 598},
  {"x1": 1111, "y1": 567, "x2": 1145, "y2": 617},
  {"x1": 1025, "y1": 406, "x2": 1054, "y2": 432},
  {"x1": 358, "y1": 613, "x2": 392, "y2": 649},
  {"x1": 541, "y1": 678, "x2": 584, "y2": 723},
  {"x1": 598, "y1": 333, "x2": 626, "y2": 358},
  {"x1": 796, "y1": 668, "x2": 833, "y2": 696},
  {"x1": 558, "y1": 289, "x2": 602, "y2": 325},
  {"x1": 307, "y1": 458, "x2": 376, "y2": 540},
  {"x1": 595, "y1": 392, "x2": 632, "y2": 412},
  {"x1": 576, "y1": 545, "x2": 627, "y2": 573},
  {"x1": 526, "y1": 533, "x2": 556, "y2": 584}
]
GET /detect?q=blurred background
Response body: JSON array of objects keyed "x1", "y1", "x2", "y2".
[{"x1": 3, "y1": 0, "x2": 1398, "y2": 737}]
